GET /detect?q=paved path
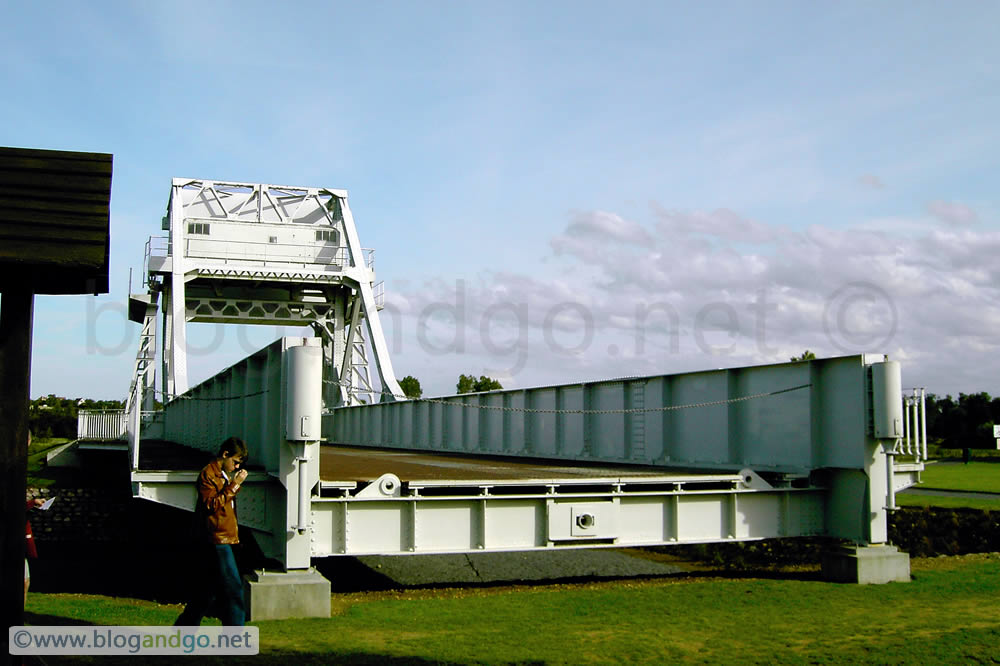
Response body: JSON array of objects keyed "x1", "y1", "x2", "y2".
[{"x1": 901, "y1": 488, "x2": 1000, "y2": 500}]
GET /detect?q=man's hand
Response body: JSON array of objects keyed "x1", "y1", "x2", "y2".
[{"x1": 233, "y1": 469, "x2": 249, "y2": 485}]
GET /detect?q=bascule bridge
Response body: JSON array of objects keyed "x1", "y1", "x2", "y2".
[{"x1": 80, "y1": 178, "x2": 925, "y2": 620}]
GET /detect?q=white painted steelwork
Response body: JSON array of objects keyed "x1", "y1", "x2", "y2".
[
  {"x1": 131, "y1": 337, "x2": 923, "y2": 569},
  {"x1": 310, "y1": 472, "x2": 825, "y2": 556},
  {"x1": 125, "y1": 294, "x2": 158, "y2": 415},
  {"x1": 136, "y1": 337, "x2": 323, "y2": 569},
  {"x1": 130, "y1": 178, "x2": 402, "y2": 411},
  {"x1": 77, "y1": 410, "x2": 127, "y2": 441},
  {"x1": 326, "y1": 355, "x2": 920, "y2": 546},
  {"x1": 328, "y1": 357, "x2": 872, "y2": 474}
]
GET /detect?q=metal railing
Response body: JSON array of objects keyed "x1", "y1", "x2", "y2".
[
  {"x1": 77, "y1": 410, "x2": 128, "y2": 441},
  {"x1": 145, "y1": 235, "x2": 375, "y2": 271}
]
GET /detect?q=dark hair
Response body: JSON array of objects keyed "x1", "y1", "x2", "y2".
[{"x1": 219, "y1": 437, "x2": 248, "y2": 459}]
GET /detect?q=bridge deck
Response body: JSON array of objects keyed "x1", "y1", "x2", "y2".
[
  {"x1": 318, "y1": 445, "x2": 697, "y2": 483},
  {"x1": 136, "y1": 440, "x2": 705, "y2": 482}
]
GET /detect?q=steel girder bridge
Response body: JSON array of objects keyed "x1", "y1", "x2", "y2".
[{"x1": 79, "y1": 178, "x2": 926, "y2": 620}]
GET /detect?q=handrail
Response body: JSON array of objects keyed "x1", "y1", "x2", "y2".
[
  {"x1": 77, "y1": 410, "x2": 127, "y2": 441},
  {"x1": 145, "y1": 235, "x2": 376, "y2": 271}
]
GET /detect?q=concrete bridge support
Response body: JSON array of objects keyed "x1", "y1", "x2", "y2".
[
  {"x1": 823, "y1": 545, "x2": 911, "y2": 584},
  {"x1": 244, "y1": 569, "x2": 331, "y2": 621}
]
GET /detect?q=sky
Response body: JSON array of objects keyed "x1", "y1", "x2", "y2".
[{"x1": 2, "y1": 1, "x2": 998, "y2": 401}]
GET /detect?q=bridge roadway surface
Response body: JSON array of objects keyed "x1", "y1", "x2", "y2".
[
  {"x1": 138, "y1": 439, "x2": 713, "y2": 482},
  {"x1": 317, "y1": 444, "x2": 705, "y2": 483}
]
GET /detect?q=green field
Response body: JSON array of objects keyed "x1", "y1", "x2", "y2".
[
  {"x1": 896, "y1": 461, "x2": 1000, "y2": 510},
  {"x1": 896, "y1": 493, "x2": 1000, "y2": 510},
  {"x1": 26, "y1": 437, "x2": 74, "y2": 487},
  {"x1": 23, "y1": 554, "x2": 1000, "y2": 664},
  {"x1": 919, "y1": 461, "x2": 1000, "y2": 493}
]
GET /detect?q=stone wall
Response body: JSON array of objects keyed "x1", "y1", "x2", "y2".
[{"x1": 27, "y1": 486, "x2": 132, "y2": 544}]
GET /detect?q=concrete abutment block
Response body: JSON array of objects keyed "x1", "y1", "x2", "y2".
[
  {"x1": 244, "y1": 568, "x2": 331, "y2": 621},
  {"x1": 822, "y1": 544, "x2": 911, "y2": 584}
]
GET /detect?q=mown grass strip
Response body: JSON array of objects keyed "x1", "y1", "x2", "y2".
[
  {"x1": 896, "y1": 494, "x2": 1000, "y2": 511},
  {"x1": 920, "y1": 461, "x2": 1000, "y2": 494},
  {"x1": 24, "y1": 557, "x2": 1000, "y2": 664}
]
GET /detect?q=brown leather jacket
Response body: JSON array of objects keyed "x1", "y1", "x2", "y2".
[{"x1": 194, "y1": 459, "x2": 241, "y2": 545}]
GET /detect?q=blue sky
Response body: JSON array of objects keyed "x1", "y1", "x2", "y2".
[{"x1": 3, "y1": 1, "x2": 998, "y2": 400}]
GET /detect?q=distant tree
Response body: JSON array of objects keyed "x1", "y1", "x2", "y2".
[
  {"x1": 790, "y1": 350, "x2": 816, "y2": 362},
  {"x1": 399, "y1": 375, "x2": 422, "y2": 399},
  {"x1": 29, "y1": 395, "x2": 125, "y2": 439},
  {"x1": 456, "y1": 374, "x2": 476, "y2": 394},
  {"x1": 457, "y1": 374, "x2": 503, "y2": 394},
  {"x1": 925, "y1": 392, "x2": 999, "y2": 450}
]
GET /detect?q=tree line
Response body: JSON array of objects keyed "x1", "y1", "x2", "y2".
[
  {"x1": 924, "y1": 392, "x2": 1000, "y2": 450},
  {"x1": 29, "y1": 394, "x2": 124, "y2": 439},
  {"x1": 397, "y1": 373, "x2": 503, "y2": 399}
]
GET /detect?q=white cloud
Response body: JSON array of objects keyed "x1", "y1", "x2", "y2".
[
  {"x1": 555, "y1": 210, "x2": 653, "y2": 247},
  {"x1": 387, "y1": 206, "x2": 1000, "y2": 398}
]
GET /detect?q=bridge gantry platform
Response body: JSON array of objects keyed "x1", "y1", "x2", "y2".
[{"x1": 97, "y1": 178, "x2": 926, "y2": 620}]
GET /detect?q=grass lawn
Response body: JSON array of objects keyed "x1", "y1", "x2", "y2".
[
  {"x1": 919, "y1": 461, "x2": 1000, "y2": 494},
  {"x1": 896, "y1": 494, "x2": 1000, "y2": 511},
  {"x1": 896, "y1": 461, "x2": 1000, "y2": 510},
  {"x1": 27, "y1": 437, "x2": 72, "y2": 487},
  {"x1": 23, "y1": 554, "x2": 1000, "y2": 664}
]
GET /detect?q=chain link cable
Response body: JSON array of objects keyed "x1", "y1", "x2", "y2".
[{"x1": 151, "y1": 387, "x2": 270, "y2": 403}]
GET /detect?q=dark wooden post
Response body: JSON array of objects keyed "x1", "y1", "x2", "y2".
[
  {"x1": 0, "y1": 289, "x2": 33, "y2": 640},
  {"x1": 0, "y1": 147, "x2": 112, "y2": 662}
]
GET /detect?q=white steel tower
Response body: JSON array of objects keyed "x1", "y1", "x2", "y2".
[{"x1": 128, "y1": 178, "x2": 402, "y2": 408}]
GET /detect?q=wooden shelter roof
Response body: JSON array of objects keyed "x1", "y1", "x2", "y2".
[{"x1": 0, "y1": 146, "x2": 112, "y2": 295}]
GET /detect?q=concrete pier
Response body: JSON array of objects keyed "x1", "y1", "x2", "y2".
[
  {"x1": 244, "y1": 568, "x2": 331, "y2": 621},
  {"x1": 822, "y1": 545, "x2": 911, "y2": 584}
]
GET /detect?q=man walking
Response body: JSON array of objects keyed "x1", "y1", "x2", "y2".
[{"x1": 175, "y1": 437, "x2": 249, "y2": 626}]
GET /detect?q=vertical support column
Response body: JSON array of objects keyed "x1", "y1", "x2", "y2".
[
  {"x1": 555, "y1": 387, "x2": 564, "y2": 457},
  {"x1": 338, "y1": 195, "x2": 403, "y2": 401},
  {"x1": 920, "y1": 388, "x2": 928, "y2": 461},
  {"x1": 340, "y1": 295, "x2": 361, "y2": 405},
  {"x1": 523, "y1": 390, "x2": 534, "y2": 456},
  {"x1": 282, "y1": 343, "x2": 323, "y2": 568},
  {"x1": 823, "y1": 359, "x2": 911, "y2": 584},
  {"x1": 659, "y1": 376, "x2": 673, "y2": 464},
  {"x1": 726, "y1": 369, "x2": 743, "y2": 466},
  {"x1": 245, "y1": 340, "x2": 331, "y2": 621},
  {"x1": 623, "y1": 381, "x2": 633, "y2": 460},
  {"x1": 501, "y1": 393, "x2": 511, "y2": 453},
  {"x1": 160, "y1": 288, "x2": 172, "y2": 401},
  {"x1": 0, "y1": 289, "x2": 33, "y2": 634},
  {"x1": 167, "y1": 183, "x2": 189, "y2": 397},
  {"x1": 143, "y1": 303, "x2": 158, "y2": 411}
]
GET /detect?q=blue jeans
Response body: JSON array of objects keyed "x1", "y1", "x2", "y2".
[{"x1": 175, "y1": 544, "x2": 245, "y2": 626}]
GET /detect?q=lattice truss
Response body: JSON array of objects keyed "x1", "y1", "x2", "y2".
[{"x1": 177, "y1": 180, "x2": 345, "y2": 225}]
